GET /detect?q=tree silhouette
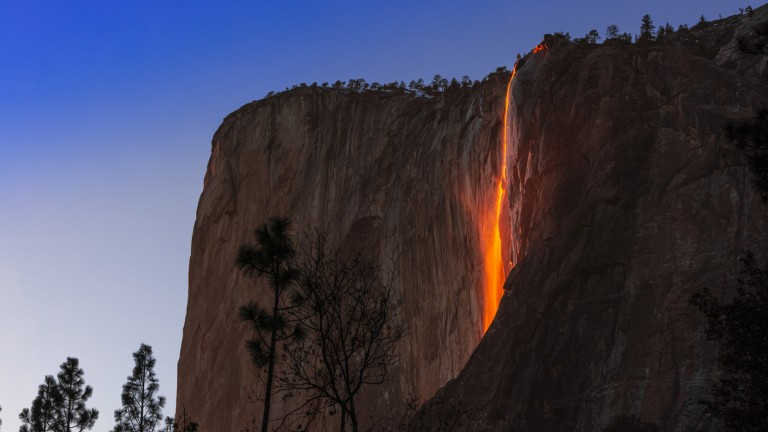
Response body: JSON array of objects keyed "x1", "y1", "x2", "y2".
[
  {"x1": 639, "y1": 14, "x2": 656, "y2": 42},
  {"x1": 20, "y1": 376, "x2": 61, "y2": 432},
  {"x1": 162, "y1": 406, "x2": 197, "y2": 432},
  {"x1": 56, "y1": 358, "x2": 99, "y2": 432},
  {"x1": 236, "y1": 217, "x2": 304, "y2": 432},
  {"x1": 656, "y1": 23, "x2": 674, "y2": 41},
  {"x1": 112, "y1": 344, "x2": 166, "y2": 432},
  {"x1": 575, "y1": 29, "x2": 600, "y2": 44},
  {"x1": 20, "y1": 358, "x2": 98, "y2": 432},
  {"x1": 278, "y1": 235, "x2": 404, "y2": 432},
  {"x1": 605, "y1": 24, "x2": 619, "y2": 39},
  {"x1": 691, "y1": 253, "x2": 768, "y2": 431}
]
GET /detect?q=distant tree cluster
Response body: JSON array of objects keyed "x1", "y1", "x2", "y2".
[
  {"x1": 573, "y1": 29, "x2": 601, "y2": 44},
  {"x1": 18, "y1": 347, "x2": 198, "y2": 432},
  {"x1": 265, "y1": 72, "x2": 490, "y2": 100},
  {"x1": 263, "y1": 6, "x2": 762, "y2": 101},
  {"x1": 568, "y1": 6, "x2": 758, "y2": 48}
]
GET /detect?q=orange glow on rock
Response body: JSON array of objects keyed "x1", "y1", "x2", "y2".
[
  {"x1": 481, "y1": 65, "x2": 516, "y2": 333},
  {"x1": 481, "y1": 43, "x2": 548, "y2": 332},
  {"x1": 532, "y1": 42, "x2": 548, "y2": 54}
]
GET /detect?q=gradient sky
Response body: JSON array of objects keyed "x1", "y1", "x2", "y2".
[{"x1": 0, "y1": 1, "x2": 758, "y2": 430}]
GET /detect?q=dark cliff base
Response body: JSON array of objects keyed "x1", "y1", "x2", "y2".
[{"x1": 413, "y1": 6, "x2": 768, "y2": 432}]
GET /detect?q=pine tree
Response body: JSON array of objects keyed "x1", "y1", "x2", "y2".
[
  {"x1": 112, "y1": 344, "x2": 166, "y2": 432},
  {"x1": 20, "y1": 358, "x2": 98, "y2": 432},
  {"x1": 237, "y1": 217, "x2": 304, "y2": 432},
  {"x1": 639, "y1": 14, "x2": 656, "y2": 42},
  {"x1": 605, "y1": 24, "x2": 619, "y2": 39},
  {"x1": 19, "y1": 375, "x2": 61, "y2": 432},
  {"x1": 56, "y1": 358, "x2": 99, "y2": 432}
]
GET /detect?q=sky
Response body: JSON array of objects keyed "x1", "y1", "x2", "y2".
[{"x1": 0, "y1": 1, "x2": 758, "y2": 430}]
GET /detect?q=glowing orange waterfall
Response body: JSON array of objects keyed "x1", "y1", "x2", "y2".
[{"x1": 481, "y1": 65, "x2": 516, "y2": 332}]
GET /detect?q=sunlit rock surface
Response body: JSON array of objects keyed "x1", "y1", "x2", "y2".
[
  {"x1": 176, "y1": 77, "x2": 512, "y2": 430},
  {"x1": 413, "y1": 7, "x2": 768, "y2": 432}
]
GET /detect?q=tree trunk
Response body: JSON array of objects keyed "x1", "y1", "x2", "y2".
[
  {"x1": 339, "y1": 407, "x2": 347, "y2": 432},
  {"x1": 261, "y1": 289, "x2": 280, "y2": 432},
  {"x1": 349, "y1": 398, "x2": 359, "y2": 432}
]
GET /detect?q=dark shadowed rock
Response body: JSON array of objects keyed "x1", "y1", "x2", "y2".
[{"x1": 413, "y1": 5, "x2": 768, "y2": 432}]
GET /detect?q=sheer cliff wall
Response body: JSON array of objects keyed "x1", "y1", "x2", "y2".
[
  {"x1": 415, "y1": 9, "x2": 768, "y2": 432},
  {"x1": 177, "y1": 77, "x2": 512, "y2": 431},
  {"x1": 179, "y1": 8, "x2": 768, "y2": 432}
]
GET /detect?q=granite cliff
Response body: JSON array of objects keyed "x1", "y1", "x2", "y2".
[
  {"x1": 177, "y1": 73, "x2": 512, "y2": 430},
  {"x1": 178, "y1": 6, "x2": 768, "y2": 431}
]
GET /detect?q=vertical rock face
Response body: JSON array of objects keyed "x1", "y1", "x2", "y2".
[
  {"x1": 415, "y1": 8, "x2": 768, "y2": 432},
  {"x1": 179, "y1": 8, "x2": 768, "y2": 432},
  {"x1": 177, "y1": 77, "x2": 512, "y2": 430}
]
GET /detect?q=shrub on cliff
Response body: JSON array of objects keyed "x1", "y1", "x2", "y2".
[{"x1": 574, "y1": 29, "x2": 601, "y2": 44}]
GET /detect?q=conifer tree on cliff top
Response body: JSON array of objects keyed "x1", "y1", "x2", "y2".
[
  {"x1": 20, "y1": 357, "x2": 99, "y2": 432},
  {"x1": 639, "y1": 14, "x2": 656, "y2": 42},
  {"x1": 236, "y1": 216, "x2": 305, "y2": 432},
  {"x1": 112, "y1": 344, "x2": 166, "y2": 432}
]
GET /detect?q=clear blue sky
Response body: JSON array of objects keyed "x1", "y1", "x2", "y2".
[{"x1": 0, "y1": 1, "x2": 757, "y2": 430}]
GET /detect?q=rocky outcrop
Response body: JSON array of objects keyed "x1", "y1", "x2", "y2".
[
  {"x1": 177, "y1": 76, "x2": 513, "y2": 430},
  {"x1": 414, "y1": 7, "x2": 768, "y2": 432}
]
